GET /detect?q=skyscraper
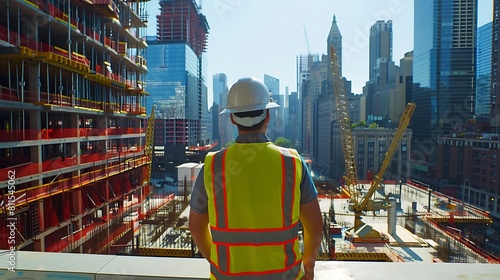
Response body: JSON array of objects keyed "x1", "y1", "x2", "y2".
[
  {"x1": 299, "y1": 54, "x2": 325, "y2": 156},
  {"x1": 491, "y1": 0, "x2": 500, "y2": 125},
  {"x1": 363, "y1": 20, "x2": 398, "y2": 124},
  {"x1": 213, "y1": 73, "x2": 228, "y2": 107},
  {"x1": 412, "y1": 0, "x2": 477, "y2": 163},
  {"x1": 327, "y1": 15, "x2": 342, "y2": 75},
  {"x1": 264, "y1": 74, "x2": 284, "y2": 140},
  {"x1": 369, "y1": 20, "x2": 393, "y2": 81},
  {"x1": 361, "y1": 19, "x2": 398, "y2": 128},
  {"x1": 476, "y1": 22, "x2": 493, "y2": 117},
  {"x1": 146, "y1": 0, "x2": 210, "y2": 176},
  {"x1": 213, "y1": 73, "x2": 234, "y2": 147}
]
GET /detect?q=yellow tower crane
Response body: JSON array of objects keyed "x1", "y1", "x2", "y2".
[{"x1": 329, "y1": 45, "x2": 416, "y2": 242}]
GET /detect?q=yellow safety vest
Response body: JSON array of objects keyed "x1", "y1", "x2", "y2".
[{"x1": 204, "y1": 142, "x2": 304, "y2": 280}]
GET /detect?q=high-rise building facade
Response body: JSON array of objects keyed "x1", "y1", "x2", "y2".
[
  {"x1": 213, "y1": 73, "x2": 234, "y2": 147},
  {"x1": 309, "y1": 16, "x2": 345, "y2": 179},
  {"x1": 476, "y1": 22, "x2": 493, "y2": 118},
  {"x1": 492, "y1": 0, "x2": 500, "y2": 122},
  {"x1": 146, "y1": 0, "x2": 210, "y2": 177},
  {"x1": 412, "y1": 0, "x2": 477, "y2": 164},
  {"x1": 327, "y1": 15, "x2": 342, "y2": 75},
  {"x1": 286, "y1": 91, "x2": 300, "y2": 146},
  {"x1": 0, "y1": 0, "x2": 150, "y2": 253},
  {"x1": 369, "y1": 20, "x2": 393, "y2": 82},
  {"x1": 264, "y1": 74, "x2": 284, "y2": 140},
  {"x1": 364, "y1": 20, "x2": 398, "y2": 125},
  {"x1": 437, "y1": 130, "x2": 500, "y2": 255},
  {"x1": 213, "y1": 73, "x2": 228, "y2": 107},
  {"x1": 390, "y1": 52, "x2": 413, "y2": 124},
  {"x1": 296, "y1": 54, "x2": 316, "y2": 152},
  {"x1": 353, "y1": 128, "x2": 412, "y2": 181}
]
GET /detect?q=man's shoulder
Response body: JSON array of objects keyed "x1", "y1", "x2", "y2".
[
  {"x1": 273, "y1": 146, "x2": 301, "y2": 160},
  {"x1": 207, "y1": 148, "x2": 227, "y2": 157}
]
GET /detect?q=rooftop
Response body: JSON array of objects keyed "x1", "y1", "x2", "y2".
[{"x1": 1, "y1": 251, "x2": 500, "y2": 279}]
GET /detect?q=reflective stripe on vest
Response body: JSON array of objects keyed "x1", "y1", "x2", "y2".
[
  {"x1": 211, "y1": 149, "x2": 228, "y2": 229},
  {"x1": 206, "y1": 144, "x2": 302, "y2": 278},
  {"x1": 210, "y1": 261, "x2": 302, "y2": 280},
  {"x1": 211, "y1": 223, "x2": 299, "y2": 245}
]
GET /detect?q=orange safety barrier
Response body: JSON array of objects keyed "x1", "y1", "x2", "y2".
[
  {"x1": 0, "y1": 25, "x2": 8, "y2": 42},
  {"x1": 0, "y1": 129, "x2": 50, "y2": 141},
  {"x1": 0, "y1": 88, "x2": 19, "y2": 102},
  {"x1": 46, "y1": 128, "x2": 78, "y2": 139},
  {"x1": 408, "y1": 180, "x2": 490, "y2": 218},
  {"x1": 54, "y1": 46, "x2": 69, "y2": 57},
  {"x1": 0, "y1": 153, "x2": 147, "y2": 185},
  {"x1": 80, "y1": 128, "x2": 107, "y2": 137},
  {"x1": 425, "y1": 218, "x2": 500, "y2": 263},
  {"x1": 71, "y1": 52, "x2": 90, "y2": 67},
  {"x1": 16, "y1": 159, "x2": 146, "y2": 205},
  {"x1": 118, "y1": 42, "x2": 127, "y2": 54},
  {"x1": 75, "y1": 98, "x2": 101, "y2": 110},
  {"x1": 104, "y1": 36, "x2": 113, "y2": 48},
  {"x1": 91, "y1": 0, "x2": 120, "y2": 16}
]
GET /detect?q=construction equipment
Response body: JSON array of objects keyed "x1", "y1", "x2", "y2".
[{"x1": 328, "y1": 45, "x2": 416, "y2": 242}]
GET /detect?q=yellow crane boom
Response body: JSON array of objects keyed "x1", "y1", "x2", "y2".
[{"x1": 358, "y1": 103, "x2": 415, "y2": 211}]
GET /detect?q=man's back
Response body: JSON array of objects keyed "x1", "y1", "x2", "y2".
[{"x1": 203, "y1": 140, "x2": 304, "y2": 278}]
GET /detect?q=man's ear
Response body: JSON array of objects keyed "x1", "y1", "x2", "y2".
[
  {"x1": 230, "y1": 114, "x2": 237, "y2": 125},
  {"x1": 265, "y1": 110, "x2": 270, "y2": 123}
]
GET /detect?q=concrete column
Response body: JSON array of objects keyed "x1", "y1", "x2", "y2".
[
  {"x1": 38, "y1": 200, "x2": 45, "y2": 232},
  {"x1": 72, "y1": 188, "x2": 82, "y2": 217},
  {"x1": 387, "y1": 197, "x2": 397, "y2": 235},
  {"x1": 28, "y1": 64, "x2": 39, "y2": 102},
  {"x1": 30, "y1": 110, "x2": 42, "y2": 180}
]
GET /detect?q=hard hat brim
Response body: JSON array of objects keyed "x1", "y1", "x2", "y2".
[{"x1": 220, "y1": 101, "x2": 280, "y2": 114}]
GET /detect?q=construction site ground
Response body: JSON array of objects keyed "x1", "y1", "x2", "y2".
[
  {"x1": 139, "y1": 182, "x2": 494, "y2": 262},
  {"x1": 322, "y1": 182, "x2": 495, "y2": 262}
]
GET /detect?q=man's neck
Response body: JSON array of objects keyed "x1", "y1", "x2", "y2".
[{"x1": 238, "y1": 128, "x2": 267, "y2": 135}]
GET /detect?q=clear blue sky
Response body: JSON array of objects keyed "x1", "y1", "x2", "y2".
[{"x1": 147, "y1": 0, "x2": 493, "y2": 105}]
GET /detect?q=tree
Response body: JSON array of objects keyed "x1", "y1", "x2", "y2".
[
  {"x1": 369, "y1": 123, "x2": 378, "y2": 128},
  {"x1": 274, "y1": 137, "x2": 293, "y2": 148}
]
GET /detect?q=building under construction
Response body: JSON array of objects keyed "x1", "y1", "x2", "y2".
[
  {"x1": 0, "y1": 0, "x2": 152, "y2": 253},
  {"x1": 146, "y1": 0, "x2": 212, "y2": 179}
]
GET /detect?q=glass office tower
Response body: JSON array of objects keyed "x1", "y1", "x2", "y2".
[
  {"x1": 412, "y1": 0, "x2": 477, "y2": 162},
  {"x1": 476, "y1": 22, "x2": 493, "y2": 117}
]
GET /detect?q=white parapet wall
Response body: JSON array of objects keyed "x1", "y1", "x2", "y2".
[{"x1": 1, "y1": 251, "x2": 500, "y2": 279}]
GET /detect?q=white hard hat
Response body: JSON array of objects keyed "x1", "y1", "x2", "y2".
[{"x1": 220, "y1": 77, "x2": 279, "y2": 114}]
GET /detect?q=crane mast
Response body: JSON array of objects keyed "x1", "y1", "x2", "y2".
[
  {"x1": 328, "y1": 46, "x2": 358, "y2": 197},
  {"x1": 329, "y1": 45, "x2": 416, "y2": 242}
]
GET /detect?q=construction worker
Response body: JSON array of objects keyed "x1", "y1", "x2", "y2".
[{"x1": 189, "y1": 77, "x2": 323, "y2": 280}]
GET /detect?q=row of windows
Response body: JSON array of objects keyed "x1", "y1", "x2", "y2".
[
  {"x1": 465, "y1": 189, "x2": 500, "y2": 213},
  {"x1": 441, "y1": 140, "x2": 500, "y2": 149},
  {"x1": 472, "y1": 158, "x2": 498, "y2": 166},
  {"x1": 473, "y1": 151, "x2": 498, "y2": 159}
]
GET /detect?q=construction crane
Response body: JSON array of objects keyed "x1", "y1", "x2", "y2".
[
  {"x1": 328, "y1": 46, "x2": 358, "y2": 191},
  {"x1": 328, "y1": 45, "x2": 416, "y2": 242}
]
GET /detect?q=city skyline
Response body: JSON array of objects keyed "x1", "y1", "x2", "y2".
[{"x1": 147, "y1": 0, "x2": 493, "y2": 106}]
